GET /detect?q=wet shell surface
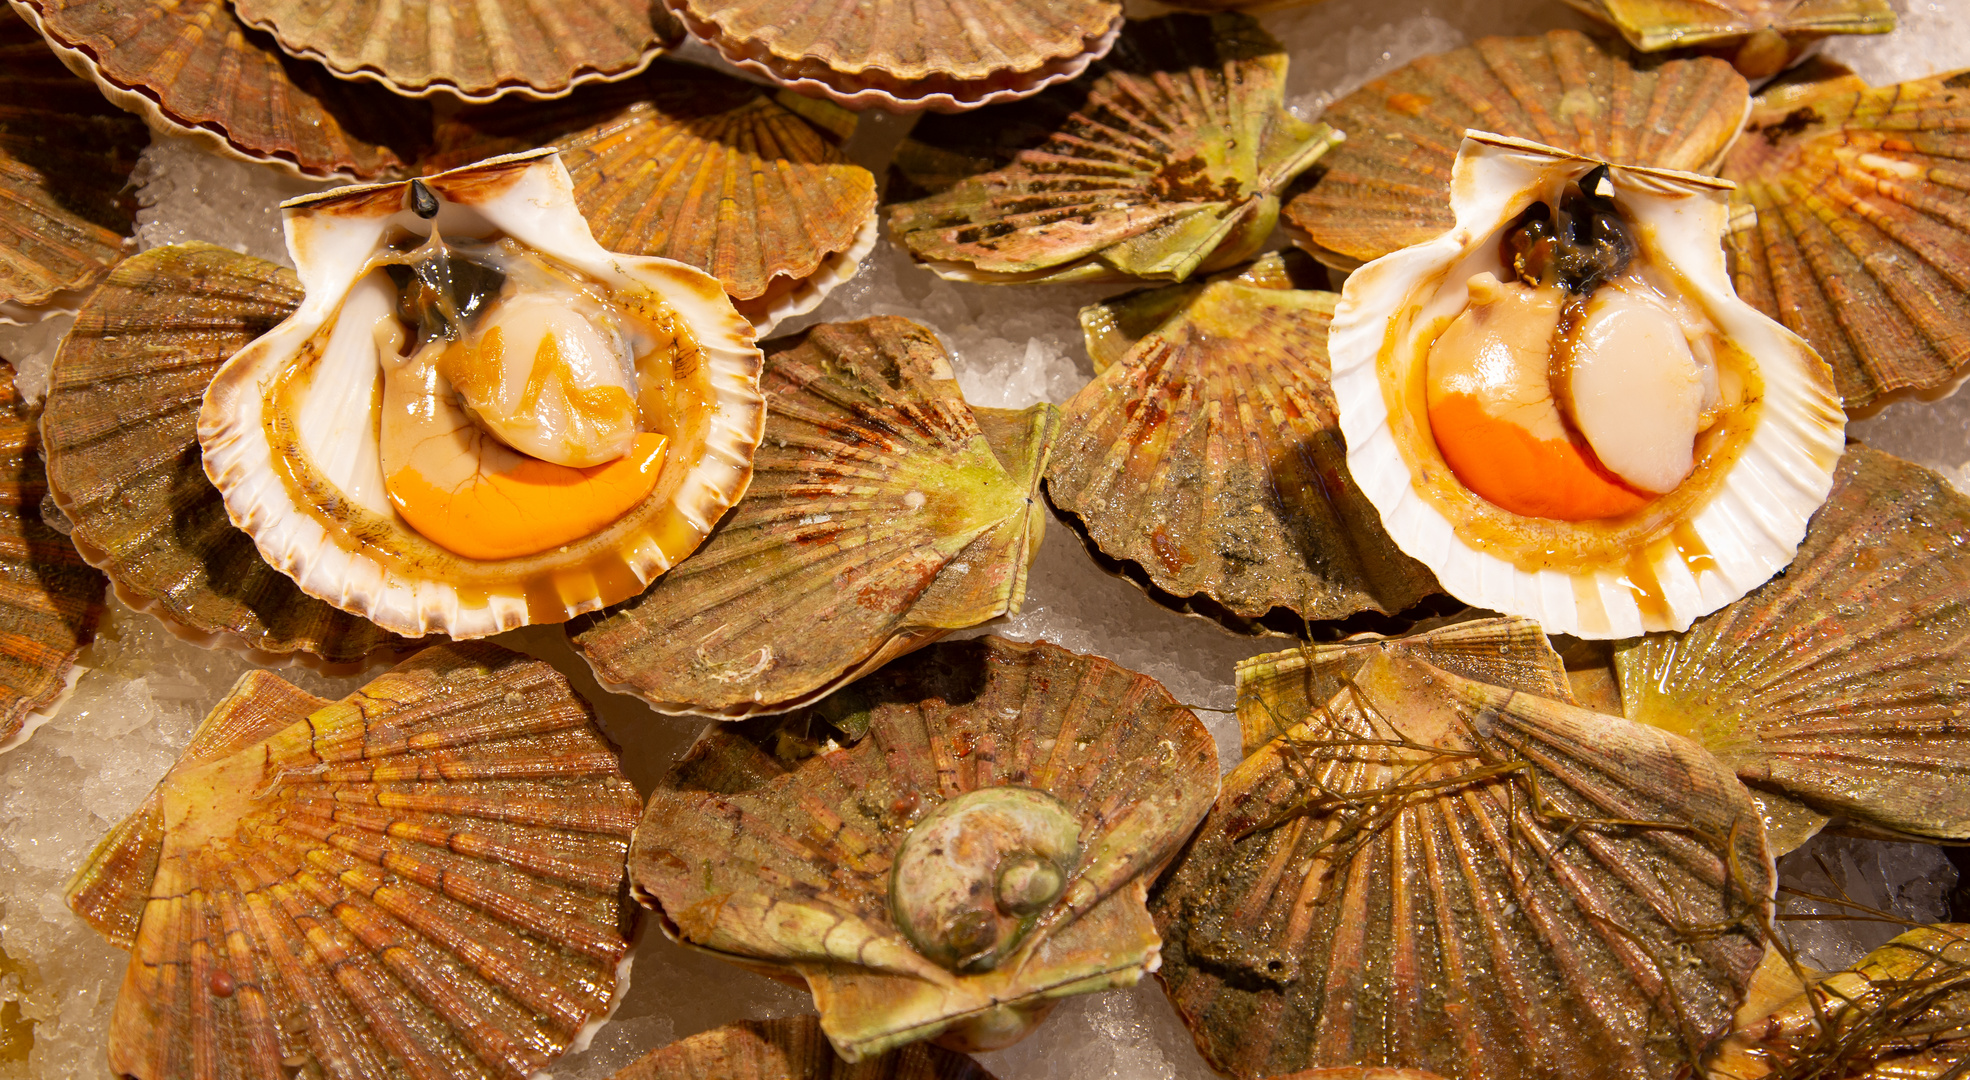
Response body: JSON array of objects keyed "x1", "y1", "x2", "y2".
[
  {"x1": 198, "y1": 151, "x2": 766, "y2": 639},
  {"x1": 571, "y1": 317, "x2": 1055, "y2": 718},
  {"x1": 429, "y1": 62, "x2": 878, "y2": 335},
  {"x1": 889, "y1": 14, "x2": 1340, "y2": 285},
  {"x1": 1332, "y1": 133, "x2": 1845, "y2": 638},
  {"x1": 1284, "y1": 30, "x2": 1749, "y2": 271},
  {"x1": 631, "y1": 636, "x2": 1219, "y2": 1061},
  {"x1": 63, "y1": 641, "x2": 643, "y2": 1080},
  {"x1": 1721, "y1": 63, "x2": 1970, "y2": 415},
  {"x1": 661, "y1": 0, "x2": 1121, "y2": 112},
  {"x1": 1153, "y1": 649, "x2": 1776, "y2": 1080},
  {"x1": 1563, "y1": 0, "x2": 1895, "y2": 78},
  {"x1": 7, "y1": 0, "x2": 429, "y2": 180},
  {"x1": 610, "y1": 1016, "x2": 997, "y2": 1079},
  {"x1": 1612, "y1": 444, "x2": 1970, "y2": 840},
  {"x1": 42, "y1": 244, "x2": 419, "y2": 666},
  {"x1": 1048, "y1": 256, "x2": 1437, "y2": 632}
]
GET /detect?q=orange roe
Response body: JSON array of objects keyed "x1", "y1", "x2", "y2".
[{"x1": 1428, "y1": 392, "x2": 1650, "y2": 520}]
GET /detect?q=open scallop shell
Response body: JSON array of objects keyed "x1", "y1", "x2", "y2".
[
  {"x1": 1284, "y1": 30, "x2": 1749, "y2": 272},
  {"x1": 64, "y1": 641, "x2": 642, "y2": 1080},
  {"x1": 571, "y1": 317, "x2": 1055, "y2": 718},
  {"x1": 631, "y1": 636, "x2": 1219, "y2": 1062},
  {"x1": 1331, "y1": 132, "x2": 1845, "y2": 639},
  {"x1": 1152, "y1": 650, "x2": 1776, "y2": 1079},
  {"x1": 1049, "y1": 258, "x2": 1437, "y2": 633},
  {"x1": 662, "y1": 0, "x2": 1121, "y2": 113},
  {"x1": 611, "y1": 1016, "x2": 997, "y2": 1079},
  {"x1": 429, "y1": 63, "x2": 878, "y2": 335},
  {"x1": 42, "y1": 244, "x2": 420, "y2": 667},
  {"x1": 1721, "y1": 63, "x2": 1970, "y2": 415},
  {"x1": 1562, "y1": 0, "x2": 1895, "y2": 78},
  {"x1": 1612, "y1": 444, "x2": 1970, "y2": 841},
  {"x1": 889, "y1": 13, "x2": 1340, "y2": 285}
]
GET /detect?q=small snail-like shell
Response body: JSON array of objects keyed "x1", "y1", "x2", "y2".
[{"x1": 890, "y1": 787, "x2": 1081, "y2": 973}]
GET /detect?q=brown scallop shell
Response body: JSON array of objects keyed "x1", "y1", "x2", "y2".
[
  {"x1": 1721, "y1": 64, "x2": 1970, "y2": 415},
  {"x1": 1563, "y1": 0, "x2": 1894, "y2": 79},
  {"x1": 1284, "y1": 29, "x2": 1749, "y2": 271},
  {"x1": 1612, "y1": 444, "x2": 1970, "y2": 841},
  {"x1": 611, "y1": 1016, "x2": 998, "y2": 1079},
  {"x1": 41, "y1": 243, "x2": 419, "y2": 667},
  {"x1": 8, "y1": 0, "x2": 429, "y2": 179},
  {"x1": 1153, "y1": 651, "x2": 1776, "y2": 1080},
  {"x1": 64, "y1": 641, "x2": 643, "y2": 1080},
  {"x1": 571, "y1": 318, "x2": 1054, "y2": 718}
]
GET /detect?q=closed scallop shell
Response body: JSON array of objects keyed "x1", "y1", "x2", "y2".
[
  {"x1": 41, "y1": 244, "x2": 420, "y2": 667},
  {"x1": 1563, "y1": 0, "x2": 1894, "y2": 78},
  {"x1": 1047, "y1": 264, "x2": 1437, "y2": 633},
  {"x1": 64, "y1": 641, "x2": 643, "y2": 1080},
  {"x1": 1612, "y1": 444, "x2": 1970, "y2": 841},
  {"x1": 630, "y1": 636, "x2": 1219, "y2": 1062},
  {"x1": 429, "y1": 63, "x2": 877, "y2": 335},
  {"x1": 611, "y1": 1016, "x2": 997, "y2": 1079},
  {"x1": 1721, "y1": 64, "x2": 1970, "y2": 415},
  {"x1": 663, "y1": 0, "x2": 1121, "y2": 113},
  {"x1": 571, "y1": 317, "x2": 1055, "y2": 718},
  {"x1": 1284, "y1": 30, "x2": 1749, "y2": 272},
  {"x1": 889, "y1": 14, "x2": 1340, "y2": 285},
  {"x1": 7, "y1": 0, "x2": 429, "y2": 179},
  {"x1": 1152, "y1": 651, "x2": 1776, "y2": 1080}
]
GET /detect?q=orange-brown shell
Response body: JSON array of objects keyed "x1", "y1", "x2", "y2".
[
  {"x1": 1562, "y1": 0, "x2": 1894, "y2": 78},
  {"x1": 611, "y1": 1017, "x2": 998, "y2": 1079}
]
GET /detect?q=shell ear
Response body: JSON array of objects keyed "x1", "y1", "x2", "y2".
[{"x1": 65, "y1": 792, "x2": 164, "y2": 950}]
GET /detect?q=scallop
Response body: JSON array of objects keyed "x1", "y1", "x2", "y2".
[
  {"x1": 612, "y1": 1017, "x2": 998, "y2": 1079},
  {"x1": 198, "y1": 150, "x2": 766, "y2": 639},
  {"x1": 1330, "y1": 132, "x2": 1844, "y2": 639}
]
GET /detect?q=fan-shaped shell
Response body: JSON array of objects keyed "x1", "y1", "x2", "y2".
[
  {"x1": 1284, "y1": 30, "x2": 1749, "y2": 271},
  {"x1": 571, "y1": 317, "x2": 1055, "y2": 718},
  {"x1": 1562, "y1": 0, "x2": 1894, "y2": 78},
  {"x1": 662, "y1": 0, "x2": 1121, "y2": 113},
  {"x1": 1048, "y1": 262, "x2": 1437, "y2": 632},
  {"x1": 1152, "y1": 651, "x2": 1776, "y2": 1080},
  {"x1": 1721, "y1": 64, "x2": 1970, "y2": 415},
  {"x1": 611, "y1": 1016, "x2": 998, "y2": 1079},
  {"x1": 41, "y1": 244, "x2": 419, "y2": 667},
  {"x1": 889, "y1": 14, "x2": 1339, "y2": 285},
  {"x1": 630, "y1": 636, "x2": 1219, "y2": 1062},
  {"x1": 64, "y1": 641, "x2": 642, "y2": 1080},
  {"x1": 1612, "y1": 444, "x2": 1970, "y2": 840},
  {"x1": 7, "y1": 0, "x2": 429, "y2": 180},
  {"x1": 429, "y1": 63, "x2": 878, "y2": 335}
]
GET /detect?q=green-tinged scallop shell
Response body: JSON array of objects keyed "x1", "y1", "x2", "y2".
[
  {"x1": 1048, "y1": 257, "x2": 1437, "y2": 633},
  {"x1": 1563, "y1": 0, "x2": 1894, "y2": 79},
  {"x1": 41, "y1": 244, "x2": 420, "y2": 666},
  {"x1": 611, "y1": 1016, "x2": 997, "y2": 1079},
  {"x1": 888, "y1": 13, "x2": 1339, "y2": 285},
  {"x1": 630, "y1": 636, "x2": 1219, "y2": 1061},
  {"x1": 65, "y1": 641, "x2": 643, "y2": 1080},
  {"x1": 571, "y1": 317, "x2": 1054, "y2": 718},
  {"x1": 1612, "y1": 444, "x2": 1970, "y2": 840},
  {"x1": 1284, "y1": 30, "x2": 1748, "y2": 271},
  {"x1": 1153, "y1": 652, "x2": 1775, "y2": 1080},
  {"x1": 1721, "y1": 64, "x2": 1970, "y2": 415}
]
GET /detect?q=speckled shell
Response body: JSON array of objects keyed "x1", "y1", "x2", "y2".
[
  {"x1": 41, "y1": 244, "x2": 419, "y2": 667},
  {"x1": 1153, "y1": 651, "x2": 1776, "y2": 1080},
  {"x1": 64, "y1": 641, "x2": 642, "y2": 1080},
  {"x1": 1722, "y1": 64, "x2": 1970, "y2": 415},
  {"x1": 662, "y1": 0, "x2": 1121, "y2": 112},
  {"x1": 889, "y1": 14, "x2": 1340, "y2": 285},
  {"x1": 230, "y1": 0, "x2": 678, "y2": 101},
  {"x1": 1613, "y1": 444, "x2": 1970, "y2": 840},
  {"x1": 630, "y1": 636, "x2": 1219, "y2": 1062},
  {"x1": 0, "y1": 8, "x2": 145, "y2": 316},
  {"x1": 429, "y1": 63, "x2": 878, "y2": 335},
  {"x1": 1048, "y1": 262, "x2": 1437, "y2": 633},
  {"x1": 1563, "y1": 0, "x2": 1894, "y2": 78},
  {"x1": 1284, "y1": 30, "x2": 1749, "y2": 271},
  {"x1": 7, "y1": 0, "x2": 429, "y2": 180},
  {"x1": 611, "y1": 1017, "x2": 998, "y2": 1079},
  {"x1": 571, "y1": 318, "x2": 1055, "y2": 718}
]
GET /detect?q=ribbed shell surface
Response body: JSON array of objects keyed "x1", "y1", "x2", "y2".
[
  {"x1": 1563, "y1": 0, "x2": 1895, "y2": 53},
  {"x1": 611, "y1": 1017, "x2": 998, "y2": 1079}
]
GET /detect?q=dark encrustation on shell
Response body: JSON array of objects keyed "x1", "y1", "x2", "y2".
[
  {"x1": 1563, "y1": 0, "x2": 1894, "y2": 79},
  {"x1": 888, "y1": 13, "x2": 1340, "y2": 285},
  {"x1": 41, "y1": 244, "x2": 422, "y2": 666},
  {"x1": 1047, "y1": 253, "x2": 1438, "y2": 633},
  {"x1": 1721, "y1": 62, "x2": 1970, "y2": 415},
  {"x1": 1153, "y1": 636, "x2": 1776, "y2": 1079},
  {"x1": 571, "y1": 317, "x2": 1055, "y2": 718},
  {"x1": 1284, "y1": 30, "x2": 1748, "y2": 272},
  {"x1": 630, "y1": 636, "x2": 1218, "y2": 1061},
  {"x1": 65, "y1": 641, "x2": 642, "y2": 1080},
  {"x1": 609, "y1": 1016, "x2": 998, "y2": 1079}
]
